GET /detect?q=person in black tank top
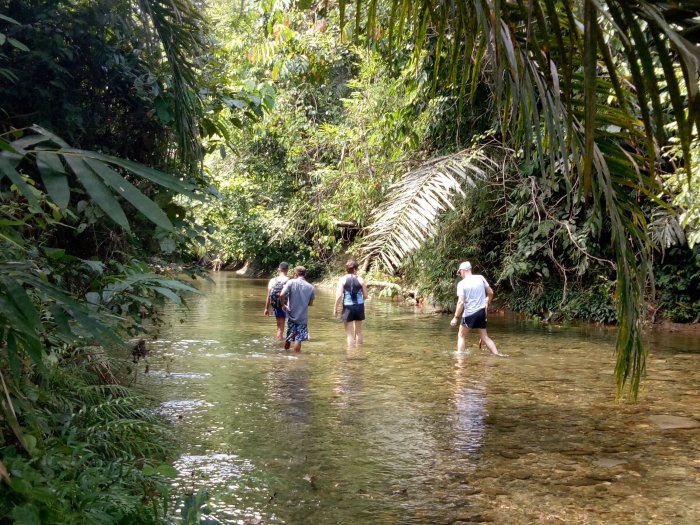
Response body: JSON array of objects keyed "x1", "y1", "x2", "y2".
[{"x1": 333, "y1": 259, "x2": 369, "y2": 347}]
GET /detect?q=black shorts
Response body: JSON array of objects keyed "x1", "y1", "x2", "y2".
[
  {"x1": 341, "y1": 303, "x2": 365, "y2": 322},
  {"x1": 461, "y1": 308, "x2": 487, "y2": 329}
]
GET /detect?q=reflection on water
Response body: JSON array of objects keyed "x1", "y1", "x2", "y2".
[
  {"x1": 144, "y1": 273, "x2": 700, "y2": 524},
  {"x1": 451, "y1": 353, "x2": 486, "y2": 458}
]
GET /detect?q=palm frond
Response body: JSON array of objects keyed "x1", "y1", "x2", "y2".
[
  {"x1": 136, "y1": 0, "x2": 206, "y2": 172},
  {"x1": 361, "y1": 147, "x2": 501, "y2": 271}
]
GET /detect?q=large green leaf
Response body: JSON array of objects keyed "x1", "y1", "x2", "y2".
[
  {"x1": 79, "y1": 150, "x2": 198, "y2": 197},
  {"x1": 0, "y1": 277, "x2": 44, "y2": 369},
  {"x1": 63, "y1": 155, "x2": 131, "y2": 231},
  {"x1": 6, "y1": 126, "x2": 199, "y2": 229},
  {"x1": 36, "y1": 151, "x2": 70, "y2": 210},
  {"x1": 0, "y1": 155, "x2": 40, "y2": 208},
  {"x1": 85, "y1": 158, "x2": 174, "y2": 231}
]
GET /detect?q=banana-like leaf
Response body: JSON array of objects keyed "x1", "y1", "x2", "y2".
[
  {"x1": 85, "y1": 158, "x2": 173, "y2": 231},
  {"x1": 0, "y1": 156, "x2": 40, "y2": 209},
  {"x1": 361, "y1": 147, "x2": 499, "y2": 271},
  {"x1": 36, "y1": 151, "x2": 70, "y2": 210},
  {"x1": 64, "y1": 155, "x2": 131, "y2": 231},
  {"x1": 0, "y1": 126, "x2": 198, "y2": 231}
]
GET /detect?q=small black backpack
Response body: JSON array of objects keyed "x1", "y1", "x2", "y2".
[{"x1": 269, "y1": 278, "x2": 285, "y2": 309}]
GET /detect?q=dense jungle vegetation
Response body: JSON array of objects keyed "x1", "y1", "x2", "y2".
[{"x1": 1, "y1": 0, "x2": 700, "y2": 522}]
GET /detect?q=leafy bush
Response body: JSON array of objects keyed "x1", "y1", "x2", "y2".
[
  {"x1": 654, "y1": 245, "x2": 700, "y2": 323},
  {"x1": 0, "y1": 359, "x2": 174, "y2": 524},
  {"x1": 505, "y1": 278, "x2": 617, "y2": 324}
]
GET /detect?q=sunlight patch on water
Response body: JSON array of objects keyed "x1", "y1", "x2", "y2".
[
  {"x1": 156, "y1": 399, "x2": 214, "y2": 416},
  {"x1": 173, "y1": 453, "x2": 253, "y2": 483},
  {"x1": 149, "y1": 371, "x2": 212, "y2": 380},
  {"x1": 172, "y1": 453, "x2": 278, "y2": 524}
]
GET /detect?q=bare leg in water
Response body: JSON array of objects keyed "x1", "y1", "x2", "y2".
[
  {"x1": 459, "y1": 325, "x2": 506, "y2": 356},
  {"x1": 478, "y1": 328, "x2": 506, "y2": 356},
  {"x1": 344, "y1": 320, "x2": 363, "y2": 347},
  {"x1": 276, "y1": 317, "x2": 285, "y2": 342}
]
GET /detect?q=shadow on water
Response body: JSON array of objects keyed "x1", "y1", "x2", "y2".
[{"x1": 144, "y1": 273, "x2": 700, "y2": 524}]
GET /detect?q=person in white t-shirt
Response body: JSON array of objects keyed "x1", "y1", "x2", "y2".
[{"x1": 449, "y1": 261, "x2": 505, "y2": 356}]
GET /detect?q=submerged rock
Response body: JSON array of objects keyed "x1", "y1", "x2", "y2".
[
  {"x1": 648, "y1": 415, "x2": 700, "y2": 429},
  {"x1": 592, "y1": 457, "x2": 627, "y2": 468}
]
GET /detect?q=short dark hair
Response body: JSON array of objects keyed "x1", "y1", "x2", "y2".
[
  {"x1": 278, "y1": 262, "x2": 289, "y2": 271},
  {"x1": 294, "y1": 265, "x2": 307, "y2": 277},
  {"x1": 345, "y1": 259, "x2": 358, "y2": 272}
]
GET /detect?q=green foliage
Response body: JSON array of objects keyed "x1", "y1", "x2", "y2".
[
  {"x1": 664, "y1": 139, "x2": 700, "y2": 249},
  {"x1": 403, "y1": 185, "x2": 504, "y2": 309},
  {"x1": 335, "y1": 0, "x2": 700, "y2": 398},
  {"x1": 506, "y1": 279, "x2": 617, "y2": 324},
  {"x1": 197, "y1": 3, "x2": 465, "y2": 274},
  {"x1": 2, "y1": 0, "x2": 181, "y2": 169},
  {"x1": 0, "y1": 126, "x2": 198, "y2": 232},
  {"x1": 404, "y1": 164, "x2": 621, "y2": 325},
  {"x1": 179, "y1": 490, "x2": 222, "y2": 525},
  {"x1": 0, "y1": 171, "x2": 201, "y2": 521},
  {"x1": 196, "y1": 1, "x2": 700, "y2": 403},
  {"x1": 654, "y1": 245, "x2": 700, "y2": 323},
  {"x1": 192, "y1": 4, "x2": 359, "y2": 272},
  {"x1": 0, "y1": 1, "x2": 217, "y2": 522},
  {"x1": 361, "y1": 146, "x2": 497, "y2": 271},
  {"x1": 0, "y1": 360, "x2": 174, "y2": 524}
]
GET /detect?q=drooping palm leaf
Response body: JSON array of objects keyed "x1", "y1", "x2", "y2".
[{"x1": 361, "y1": 147, "x2": 500, "y2": 271}]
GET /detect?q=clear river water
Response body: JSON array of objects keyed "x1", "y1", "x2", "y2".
[{"x1": 144, "y1": 273, "x2": 700, "y2": 524}]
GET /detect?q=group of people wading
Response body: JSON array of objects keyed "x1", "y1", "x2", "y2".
[{"x1": 263, "y1": 259, "x2": 504, "y2": 356}]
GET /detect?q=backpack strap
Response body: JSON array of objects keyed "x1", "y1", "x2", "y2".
[{"x1": 344, "y1": 276, "x2": 361, "y2": 304}]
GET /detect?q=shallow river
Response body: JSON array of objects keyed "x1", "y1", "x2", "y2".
[{"x1": 145, "y1": 273, "x2": 700, "y2": 524}]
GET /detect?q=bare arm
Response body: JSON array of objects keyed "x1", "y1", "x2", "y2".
[
  {"x1": 450, "y1": 296, "x2": 464, "y2": 327},
  {"x1": 333, "y1": 277, "x2": 344, "y2": 317},
  {"x1": 263, "y1": 278, "x2": 273, "y2": 315},
  {"x1": 279, "y1": 290, "x2": 288, "y2": 311},
  {"x1": 454, "y1": 297, "x2": 465, "y2": 318},
  {"x1": 485, "y1": 286, "x2": 494, "y2": 310},
  {"x1": 359, "y1": 276, "x2": 369, "y2": 301}
]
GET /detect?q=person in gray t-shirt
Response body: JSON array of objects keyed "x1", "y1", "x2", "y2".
[{"x1": 280, "y1": 266, "x2": 315, "y2": 352}]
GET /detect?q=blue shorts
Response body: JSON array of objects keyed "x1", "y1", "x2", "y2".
[
  {"x1": 461, "y1": 308, "x2": 487, "y2": 329},
  {"x1": 286, "y1": 321, "x2": 309, "y2": 342},
  {"x1": 274, "y1": 307, "x2": 287, "y2": 319}
]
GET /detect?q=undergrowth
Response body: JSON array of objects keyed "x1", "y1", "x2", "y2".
[{"x1": 0, "y1": 351, "x2": 176, "y2": 524}]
